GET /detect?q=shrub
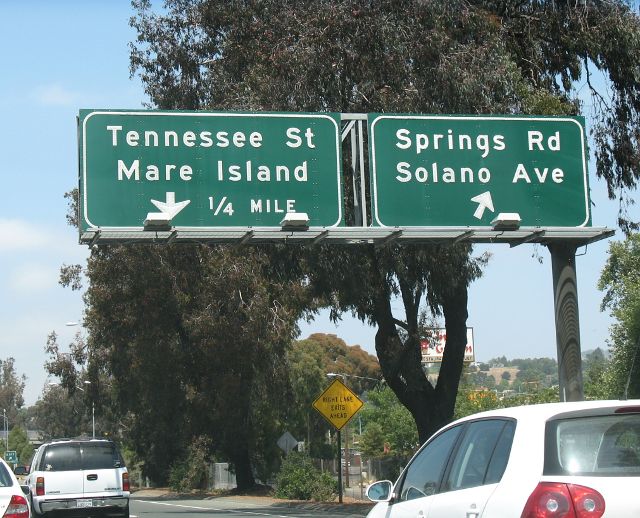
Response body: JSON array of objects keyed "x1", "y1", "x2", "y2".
[
  {"x1": 168, "y1": 436, "x2": 211, "y2": 492},
  {"x1": 275, "y1": 452, "x2": 336, "y2": 501}
]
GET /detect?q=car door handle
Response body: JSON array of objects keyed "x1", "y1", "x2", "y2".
[{"x1": 87, "y1": 474, "x2": 98, "y2": 481}]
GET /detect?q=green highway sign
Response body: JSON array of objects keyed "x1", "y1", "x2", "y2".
[
  {"x1": 368, "y1": 114, "x2": 590, "y2": 227},
  {"x1": 4, "y1": 451, "x2": 17, "y2": 464},
  {"x1": 79, "y1": 110, "x2": 343, "y2": 231}
]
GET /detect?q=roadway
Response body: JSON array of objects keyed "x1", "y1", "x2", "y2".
[{"x1": 130, "y1": 493, "x2": 372, "y2": 518}]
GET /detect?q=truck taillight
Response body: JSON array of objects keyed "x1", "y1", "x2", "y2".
[
  {"x1": 521, "y1": 482, "x2": 605, "y2": 518},
  {"x1": 122, "y1": 472, "x2": 130, "y2": 492},
  {"x1": 2, "y1": 494, "x2": 29, "y2": 518},
  {"x1": 36, "y1": 476, "x2": 45, "y2": 496}
]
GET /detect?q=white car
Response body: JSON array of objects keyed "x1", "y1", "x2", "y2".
[
  {"x1": 0, "y1": 456, "x2": 30, "y2": 518},
  {"x1": 27, "y1": 438, "x2": 129, "y2": 517},
  {"x1": 366, "y1": 399, "x2": 640, "y2": 517}
]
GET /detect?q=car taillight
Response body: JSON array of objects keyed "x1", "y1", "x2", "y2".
[
  {"x1": 521, "y1": 482, "x2": 605, "y2": 518},
  {"x1": 122, "y1": 472, "x2": 130, "y2": 492},
  {"x1": 36, "y1": 475, "x2": 45, "y2": 496},
  {"x1": 2, "y1": 494, "x2": 29, "y2": 518},
  {"x1": 567, "y1": 484, "x2": 606, "y2": 517}
]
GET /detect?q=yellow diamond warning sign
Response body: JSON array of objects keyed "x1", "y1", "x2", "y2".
[{"x1": 312, "y1": 378, "x2": 364, "y2": 430}]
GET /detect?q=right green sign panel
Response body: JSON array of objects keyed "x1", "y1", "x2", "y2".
[{"x1": 368, "y1": 114, "x2": 590, "y2": 228}]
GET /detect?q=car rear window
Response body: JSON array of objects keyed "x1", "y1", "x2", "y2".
[
  {"x1": 0, "y1": 463, "x2": 14, "y2": 487},
  {"x1": 39, "y1": 442, "x2": 124, "y2": 472},
  {"x1": 544, "y1": 413, "x2": 640, "y2": 476}
]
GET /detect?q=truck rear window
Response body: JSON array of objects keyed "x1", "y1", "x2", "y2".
[
  {"x1": 41, "y1": 444, "x2": 82, "y2": 471},
  {"x1": 40, "y1": 442, "x2": 124, "y2": 471},
  {"x1": 544, "y1": 413, "x2": 640, "y2": 476},
  {"x1": 82, "y1": 443, "x2": 124, "y2": 470}
]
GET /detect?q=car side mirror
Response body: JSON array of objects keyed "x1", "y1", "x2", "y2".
[
  {"x1": 366, "y1": 480, "x2": 394, "y2": 502},
  {"x1": 21, "y1": 485, "x2": 30, "y2": 496}
]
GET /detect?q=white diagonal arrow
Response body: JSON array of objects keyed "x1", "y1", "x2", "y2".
[
  {"x1": 150, "y1": 192, "x2": 191, "y2": 219},
  {"x1": 470, "y1": 191, "x2": 495, "y2": 220}
]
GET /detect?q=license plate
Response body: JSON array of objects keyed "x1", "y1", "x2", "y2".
[{"x1": 77, "y1": 499, "x2": 93, "y2": 508}]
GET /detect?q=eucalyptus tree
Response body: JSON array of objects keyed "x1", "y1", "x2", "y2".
[
  {"x1": 58, "y1": 239, "x2": 306, "y2": 487},
  {"x1": 129, "y1": 0, "x2": 640, "y2": 445}
]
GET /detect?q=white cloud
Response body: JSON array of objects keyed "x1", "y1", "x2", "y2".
[
  {"x1": 0, "y1": 219, "x2": 87, "y2": 261},
  {"x1": 0, "y1": 219, "x2": 52, "y2": 251},
  {"x1": 32, "y1": 83, "x2": 80, "y2": 106},
  {"x1": 8, "y1": 262, "x2": 59, "y2": 293}
]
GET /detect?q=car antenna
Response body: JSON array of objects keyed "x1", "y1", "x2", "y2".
[{"x1": 623, "y1": 333, "x2": 640, "y2": 400}]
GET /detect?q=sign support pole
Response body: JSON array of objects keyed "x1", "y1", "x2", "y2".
[
  {"x1": 337, "y1": 430, "x2": 343, "y2": 503},
  {"x1": 549, "y1": 243, "x2": 584, "y2": 401}
]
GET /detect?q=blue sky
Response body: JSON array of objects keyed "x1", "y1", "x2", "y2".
[{"x1": 0, "y1": 1, "x2": 632, "y2": 406}]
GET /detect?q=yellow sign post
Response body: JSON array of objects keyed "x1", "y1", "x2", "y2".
[
  {"x1": 312, "y1": 378, "x2": 364, "y2": 430},
  {"x1": 312, "y1": 377, "x2": 364, "y2": 503}
]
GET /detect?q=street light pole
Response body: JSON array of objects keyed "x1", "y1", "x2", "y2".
[
  {"x1": 76, "y1": 381, "x2": 95, "y2": 439},
  {"x1": 65, "y1": 322, "x2": 95, "y2": 439},
  {"x1": 2, "y1": 409, "x2": 7, "y2": 452}
]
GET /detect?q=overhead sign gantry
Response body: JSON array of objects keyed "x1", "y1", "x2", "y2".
[
  {"x1": 77, "y1": 109, "x2": 617, "y2": 403},
  {"x1": 78, "y1": 110, "x2": 610, "y2": 247}
]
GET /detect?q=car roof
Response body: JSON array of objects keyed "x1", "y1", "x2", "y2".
[
  {"x1": 451, "y1": 399, "x2": 640, "y2": 426},
  {"x1": 42, "y1": 438, "x2": 115, "y2": 446}
]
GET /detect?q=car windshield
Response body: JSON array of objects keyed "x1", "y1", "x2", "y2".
[
  {"x1": 0, "y1": 463, "x2": 14, "y2": 487},
  {"x1": 544, "y1": 413, "x2": 640, "y2": 476}
]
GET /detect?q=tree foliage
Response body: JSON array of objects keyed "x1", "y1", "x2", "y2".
[
  {"x1": 31, "y1": 383, "x2": 92, "y2": 441},
  {"x1": 358, "y1": 386, "x2": 418, "y2": 459},
  {"x1": 583, "y1": 348, "x2": 612, "y2": 400},
  {"x1": 128, "y1": 0, "x2": 640, "y2": 448},
  {"x1": 286, "y1": 333, "x2": 381, "y2": 457},
  {"x1": 8, "y1": 427, "x2": 33, "y2": 466},
  {"x1": 168, "y1": 435, "x2": 212, "y2": 492},
  {"x1": 598, "y1": 234, "x2": 640, "y2": 398},
  {"x1": 0, "y1": 358, "x2": 26, "y2": 427},
  {"x1": 59, "y1": 242, "x2": 307, "y2": 488}
]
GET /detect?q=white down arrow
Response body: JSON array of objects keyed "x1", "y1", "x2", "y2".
[{"x1": 149, "y1": 192, "x2": 191, "y2": 219}]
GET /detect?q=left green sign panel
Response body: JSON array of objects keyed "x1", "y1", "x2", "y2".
[{"x1": 79, "y1": 110, "x2": 343, "y2": 231}]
